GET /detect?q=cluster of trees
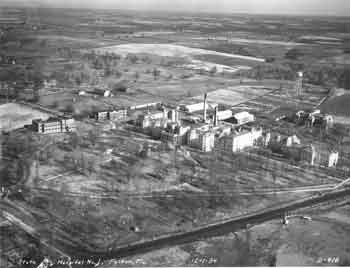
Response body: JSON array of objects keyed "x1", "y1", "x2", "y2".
[
  {"x1": 83, "y1": 51, "x2": 121, "y2": 69},
  {"x1": 63, "y1": 152, "x2": 96, "y2": 176},
  {"x1": 110, "y1": 81, "x2": 128, "y2": 93},
  {"x1": 56, "y1": 46, "x2": 80, "y2": 59},
  {"x1": 0, "y1": 63, "x2": 45, "y2": 101},
  {"x1": 285, "y1": 48, "x2": 305, "y2": 60},
  {"x1": 1, "y1": 134, "x2": 38, "y2": 187},
  {"x1": 302, "y1": 65, "x2": 350, "y2": 89},
  {"x1": 245, "y1": 61, "x2": 350, "y2": 90},
  {"x1": 283, "y1": 47, "x2": 350, "y2": 89},
  {"x1": 245, "y1": 64, "x2": 296, "y2": 81},
  {"x1": 152, "y1": 68, "x2": 161, "y2": 80}
]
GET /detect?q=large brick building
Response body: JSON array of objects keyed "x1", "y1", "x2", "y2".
[
  {"x1": 216, "y1": 127, "x2": 262, "y2": 153},
  {"x1": 32, "y1": 117, "x2": 76, "y2": 134}
]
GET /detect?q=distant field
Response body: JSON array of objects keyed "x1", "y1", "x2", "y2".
[
  {"x1": 94, "y1": 44, "x2": 266, "y2": 62},
  {"x1": 184, "y1": 59, "x2": 251, "y2": 73},
  {"x1": 192, "y1": 86, "x2": 271, "y2": 106},
  {"x1": 193, "y1": 36, "x2": 304, "y2": 46},
  {"x1": 320, "y1": 54, "x2": 350, "y2": 65},
  {"x1": 320, "y1": 92, "x2": 350, "y2": 117},
  {"x1": 299, "y1": 35, "x2": 343, "y2": 42},
  {"x1": 0, "y1": 103, "x2": 50, "y2": 131}
]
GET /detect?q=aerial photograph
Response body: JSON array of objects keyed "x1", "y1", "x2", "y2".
[{"x1": 0, "y1": 0, "x2": 350, "y2": 267}]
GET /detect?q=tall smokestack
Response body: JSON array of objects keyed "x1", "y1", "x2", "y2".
[
  {"x1": 162, "y1": 106, "x2": 167, "y2": 121},
  {"x1": 175, "y1": 106, "x2": 180, "y2": 124},
  {"x1": 203, "y1": 93, "x2": 207, "y2": 123},
  {"x1": 214, "y1": 106, "x2": 218, "y2": 126}
]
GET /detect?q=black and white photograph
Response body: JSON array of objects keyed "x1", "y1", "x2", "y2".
[{"x1": 0, "y1": 0, "x2": 350, "y2": 267}]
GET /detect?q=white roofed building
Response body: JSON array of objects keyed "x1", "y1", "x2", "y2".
[{"x1": 232, "y1": 111, "x2": 255, "y2": 126}]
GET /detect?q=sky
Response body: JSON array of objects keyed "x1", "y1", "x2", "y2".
[{"x1": 3, "y1": 0, "x2": 350, "y2": 16}]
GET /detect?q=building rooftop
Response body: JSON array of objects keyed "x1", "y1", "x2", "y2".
[
  {"x1": 233, "y1": 111, "x2": 254, "y2": 120},
  {"x1": 32, "y1": 117, "x2": 60, "y2": 123}
]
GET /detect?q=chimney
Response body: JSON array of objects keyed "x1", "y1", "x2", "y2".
[
  {"x1": 214, "y1": 106, "x2": 218, "y2": 126},
  {"x1": 162, "y1": 106, "x2": 167, "y2": 121},
  {"x1": 203, "y1": 93, "x2": 207, "y2": 123},
  {"x1": 175, "y1": 106, "x2": 180, "y2": 124}
]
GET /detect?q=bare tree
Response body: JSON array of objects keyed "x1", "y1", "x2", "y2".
[
  {"x1": 153, "y1": 68, "x2": 161, "y2": 80},
  {"x1": 209, "y1": 66, "x2": 217, "y2": 76}
]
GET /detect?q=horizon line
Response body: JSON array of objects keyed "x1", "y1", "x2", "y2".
[{"x1": 1, "y1": 3, "x2": 350, "y2": 18}]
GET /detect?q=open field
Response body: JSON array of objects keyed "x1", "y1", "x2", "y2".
[
  {"x1": 320, "y1": 90, "x2": 350, "y2": 118},
  {"x1": 192, "y1": 86, "x2": 272, "y2": 106},
  {"x1": 193, "y1": 36, "x2": 305, "y2": 47},
  {"x1": 94, "y1": 43, "x2": 266, "y2": 61},
  {"x1": 0, "y1": 103, "x2": 51, "y2": 131}
]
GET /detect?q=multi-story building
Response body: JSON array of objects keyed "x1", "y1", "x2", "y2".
[
  {"x1": 62, "y1": 118, "x2": 76, "y2": 132},
  {"x1": 307, "y1": 113, "x2": 334, "y2": 129},
  {"x1": 301, "y1": 145, "x2": 339, "y2": 168},
  {"x1": 216, "y1": 127, "x2": 262, "y2": 153},
  {"x1": 91, "y1": 111, "x2": 109, "y2": 121},
  {"x1": 33, "y1": 117, "x2": 62, "y2": 134},
  {"x1": 109, "y1": 109, "x2": 127, "y2": 121},
  {"x1": 198, "y1": 131, "x2": 215, "y2": 152},
  {"x1": 160, "y1": 124, "x2": 190, "y2": 145},
  {"x1": 137, "y1": 111, "x2": 166, "y2": 129},
  {"x1": 187, "y1": 123, "x2": 216, "y2": 152},
  {"x1": 91, "y1": 109, "x2": 127, "y2": 122},
  {"x1": 32, "y1": 117, "x2": 76, "y2": 134}
]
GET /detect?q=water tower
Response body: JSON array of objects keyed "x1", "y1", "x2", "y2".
[{"x1": 296, "y1": 71, "x2": 303, "y2": 96}]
